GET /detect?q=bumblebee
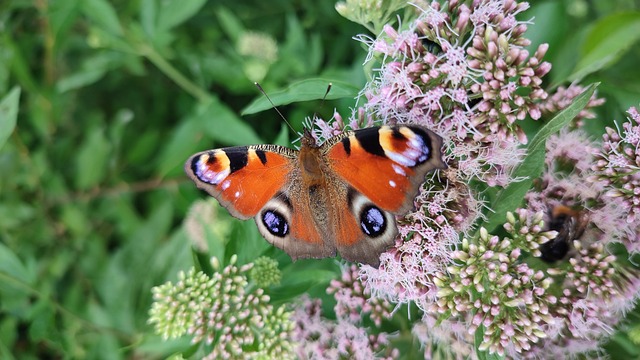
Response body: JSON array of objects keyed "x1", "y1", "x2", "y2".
[{"x1": 540, "y1": 205, "x2": 589, "y2": 262}]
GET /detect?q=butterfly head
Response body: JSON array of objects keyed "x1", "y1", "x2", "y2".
[{"x1": 301, "y1": 128, "x2": 320, "y2": 149}]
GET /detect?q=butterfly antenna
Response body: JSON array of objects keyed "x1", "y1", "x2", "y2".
[
  {"x1": 320, "y1": 83, "x2": 332, "y2": 108},
  {"x1": 312, "y1": 83, "x2": 333, "y2": 119},
  {"x1": 255, "y1": 82, "x2": 296, "y2": 134}
]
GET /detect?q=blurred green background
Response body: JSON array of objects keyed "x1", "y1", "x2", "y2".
[{"x1": 1, "y1": 0, "x2": 640, "y2": 358}]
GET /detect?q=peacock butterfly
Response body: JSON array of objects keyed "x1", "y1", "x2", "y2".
[{"x1": 185, "y1": 124, "x2": 446, "y2": 267}]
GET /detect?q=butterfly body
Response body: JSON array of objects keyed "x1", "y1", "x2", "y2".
[{"x1": 186, "y1": 125, "x2": 446, "y2": 266}]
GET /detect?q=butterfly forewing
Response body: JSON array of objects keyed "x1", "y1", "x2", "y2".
[
  {"x1": 325, "y1": 125, "x2": 446, "y2": 215},
  {"x1": 185, "y1": 145, "x2": 297, "y2": 219}
]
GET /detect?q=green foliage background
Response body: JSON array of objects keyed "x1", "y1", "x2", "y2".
[{"x1": 1, "y1": 0, "x2": 640, "y2": 358}]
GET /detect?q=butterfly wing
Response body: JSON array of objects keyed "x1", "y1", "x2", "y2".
[
  {"x1": 185, "y1": 144, "x2": 336, "y2": 260},
  {"x1": 326, "y1": 125, "x2": 446, "y2": 214},
  {"x1": 185, "y1": 145, "x2": 297, "y2": 219},
  {"x1": 327, "y1": 183, "x2": 399, "y2": 266},
  {"x1": 324, "y1": 125, "x2": 446, "y2": 265},
  {"x1": 252, "y1": 177, "x2": 337, "y2": 261}
]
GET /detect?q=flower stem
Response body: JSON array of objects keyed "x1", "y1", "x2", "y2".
[{"x1": 138, "y1": 44, "x2": 211, "y2": 103}]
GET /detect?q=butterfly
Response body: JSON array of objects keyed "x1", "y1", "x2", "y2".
[{"x1": 185, "y1": 124, "x2": 446, "y2": 267}]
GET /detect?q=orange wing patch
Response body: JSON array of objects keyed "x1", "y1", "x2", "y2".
[
  {"x1": 186, "y1": 146, "x2": 294, "y2": 219},
  {"x1": 333, "y1": 204, "x2": 361, "y2": 247},
  {"x1": 328, "y1": 140, "x2": 414, "y2": 212},
  {"x1": 326, "y1": 125, "x2": 444, "y2": 214},
  {"x1": 290, "y1": 210, "x2": 324, "y2": 245}
]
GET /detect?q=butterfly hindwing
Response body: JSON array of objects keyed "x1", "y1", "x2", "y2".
[
  {"x1": 253, "y1": 182, "x2": 337, "y2": 261},
  {"x1": 185, "y1": 145, "x2": 297, "y2": 219},
  {"x1": 331, "y1": 185, "x2": 398, "y2": 266}
]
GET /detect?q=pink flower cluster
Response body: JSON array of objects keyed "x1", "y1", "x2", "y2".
[
  {"x1": 364, "y1": 0, "x2": 550, "y2": 145},
  {"x1": 593, "y1": 107, "x2": 640, "y2": 226},
  {"x1": 356, "y1": 0, "x2": 546, "y2": 318},
  {"x1": 308, "y1": 1, "x2": 633, "y2": 358},
  {"x1": 327, "y1": 264, "x2": 394, "y2": 326},
  {"x1": 291, "y1": 296, "x2": 398, "y2": 360}
]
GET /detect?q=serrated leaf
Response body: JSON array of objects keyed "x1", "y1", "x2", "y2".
[
  {"x1": 484, "y1": 83, "x2": 598, "y2": 231},
  {"x1": 81, "y1": 0, "x2": 123, "y2": 36},
  {"x1": 569, "y1": 12, "x2": 640, "y2": 81},
  {"x1": 242, "y1": 79, "x2": 360, "y2": 115},
  {"x1": 0, "y1": 87, "x2": 20, "y2": 150}
]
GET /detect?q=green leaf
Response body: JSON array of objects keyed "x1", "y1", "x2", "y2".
[
  {"x1": 241, "y1": 78, "x2": 360, "y2": 115},
  {"x1": 473, "y1": 325, "x2": 505, "y2": 360},
  {"x1": 524, "y1": 2, "x2": 567, "y2": 56},
  {"x1": 56, "y1": 66, "x2": 107, "y2": 93},
  {"x1": 608, "y1": 333, "x2": 640, "y2": 357},
  {"x1": 136, "y1": 335, "x2": 194, "y2": 358},
  {"x1": 0, "y1": 87, "x2": 20, "y2": 150},
  {"x1": 74, "y1": 126, "x2": 111, "y2": 190},
  {"x1": 227, "y1": 221, "x2": 270, "y2": 266},
  {"x1": 156, "y1": 116, "x2": 200, "y2": 177},
  {"x1": 192, "y1": 248, "x2": 215, "y2": 276},
  {"x1": 215, "y1": 6, "x2": 245, "y2": 43},
  {"x1": 195, "y1": 98, "x2": 263, "y2": 145},
  {"x1": 158, "y1": 96, "x2": 263, "y2": 176},
  {"x1": 569, "y1": 12, "x2": 640, "y2": 81},
  {"x1": 0, "y1": 316, "x2": 18, "y2": 351},
  {"x1": 81, "y1": 0, "x2": 123, "y2": 36},
  {"x1": 157, "y1": 0, "x2": 207, "y2": 31},
  {"x1": 484, "y1": 83, "x2": 598, "y2": 231},
  {"x1": 140, "y1": 0, "x2": 158, "y2": 37},
  {"x1": 27, "y1": 300, "x2": 55, "y2": 343},
  {"x1": 55, "y1": 53, "x2": 116, "y2": 92},
  {"x1": 269, "y1": 261, "x2": 339, "y2": 302},
  {"x1": 49, "y1": 0, "x2": 82, "y2": 46},
  {"x1": 0, "y1": 242, "x2": 32, "y2": 285},
  {"x1": 273, "y1": 124, "x2": 290, "y2": 147}
]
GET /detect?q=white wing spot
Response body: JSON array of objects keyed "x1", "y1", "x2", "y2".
[
  {"x1": 234, "y1": 191, "x2": 241, "y2": 198},
  {"x1": 389, "y1": 180, "x2": 397, "y2": 188},
  {"x1": 384, "y1": 132, "x2": 429, "y2": 167},
  {"x1": 221, "y1": 180, "x2": 231, "y2": 190},
  {"x1": 392, "y1": 164, "x2": 406, "y2": 176}
]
